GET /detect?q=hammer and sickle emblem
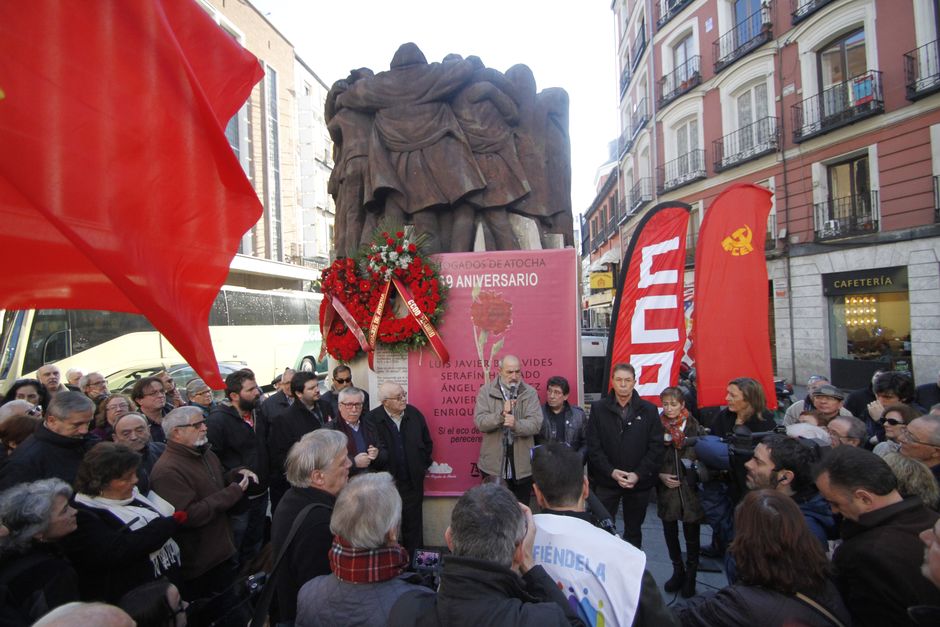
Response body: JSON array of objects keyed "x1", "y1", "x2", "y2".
[{"x1": 721, "y1": 225, "x2": 754, "y2": 256}]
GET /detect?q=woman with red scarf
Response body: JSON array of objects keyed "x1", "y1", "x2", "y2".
[
  {"x1": 657, "y1": 386, "x2": 705, "y2": 599},
  {"x1": 295, "y1": 472, "x2": 422, "y2": 627}
]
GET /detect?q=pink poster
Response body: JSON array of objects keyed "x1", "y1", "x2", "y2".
[{"x1": 408, "y1": 249, "x2": 580, "y2": 496}]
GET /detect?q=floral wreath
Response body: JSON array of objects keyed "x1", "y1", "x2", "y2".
[{"x1": 319, "y1": 228, "x2": 447, "y2": 362}]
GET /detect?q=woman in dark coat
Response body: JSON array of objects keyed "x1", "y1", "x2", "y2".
[
  {"x1": 678, "y1": 489, "x2": 850, "y2": 627},
  {"x1": 61, "y1": 442, "x2": 184, "y2": 603},
  {"x1": 656, "y1": 386, "x2": 705, "y2": 598},
  {"x1": 0, "y1": 478, "x2": 80, "y2": 626}
]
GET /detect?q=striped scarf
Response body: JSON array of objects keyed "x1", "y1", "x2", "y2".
[{"x1": 328, "y1": 535, "x2": 410, "y2": 584}]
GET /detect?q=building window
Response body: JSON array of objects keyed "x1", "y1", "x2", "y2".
[
  {"x1": 816, "y1": 153, "x2": 878, "y2": 239},
  {"x1": 264, "y1": 66, "x2": 283, "y2": 262},
  {"x1": 818, "y1": 29, "x2": 867, "y2": 118},
  {"x1": 686, "y1": 203, "x2": 700, "y2": 265}
]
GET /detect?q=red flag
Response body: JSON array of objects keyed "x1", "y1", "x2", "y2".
[
  {"x1": 693, "y1": 183, "x2": 777, "y2": 407},
  {"x1": 0, "y1": 1, "x2": 263, "y2": 389},
  {"x1": 606, "y1": 203, "x2": 691, "y2": 405}
]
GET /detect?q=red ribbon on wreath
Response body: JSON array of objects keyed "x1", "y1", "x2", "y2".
[
  {"x1": 320, "y1": 293, "x2": 370, "y2": 361},
  {"x1": 366, "y1": 277, "x2": 449, "y2": 369}
]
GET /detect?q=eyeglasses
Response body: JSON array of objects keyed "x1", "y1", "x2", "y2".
[
  {"x1": 386, "y1": 394, "x2": 407, "y2": 402},
  {"x1": 900, "y1": 427, "x2": 940, "y2": 448},
  {"x1": 334, "y1": 377, "x2": 352, "y2": 384},
  {"x1": 179, "y1": 419, "x2": 206, "y2": 429},
  {"x1": 26, "y1": 405, "x2": 42, "y2": 417},
  {"x1": 87, "y1": 380, "x2": 106, "y2": 387},
  {"x1": 340, "y1": 401, "x2": 363, "y2": 408},
  {"x1": 193, "y1": 389, "x2": 212, "y2": 396}
]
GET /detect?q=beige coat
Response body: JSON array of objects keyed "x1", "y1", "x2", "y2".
[{"x1": 473, "y1": 379, "x2": 543, "y2": 479}]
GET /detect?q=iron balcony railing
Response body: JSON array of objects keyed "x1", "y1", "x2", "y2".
[
  {"x1": 659, "y1": 56, "x2": 701, "y2": 108},
  {"x1": 686, "y1": 241, "x2": 696, "y2": 265},
  {"x1": 618, "y1": 198, "x2": 631, "y2": 225},
  {"x1": 631, "y1": 29, "x2": 648, "y2": 72},
  {"x1": 792, "y1": 70, "x2": 884, "y2": 143},
  {"x1": 814, "y1": 191, "x2": 880, "y2": 241},
  {"x1": 658, "y1": 149, "x2": 707, "y2": 193},
  {"x1": 657, "y1": 0, "x2": 695, "y2": 30},
  {"x1": 714, "y1": 2, "x2": 773, "y2": 73},
  {"x1": 791, "y1": 0, "x2": 835, "y2": 24},
  {"x1": 904, "y1": 40, "x2": 940, "y2": 101},
  {"x1": 713, "y1": 116, "x2": 779, "y2": 172},
  {"x1": 620, "y1": 65, "x2": 632, "y2": 97},
  {"x1": 630, "y1": 98, "x2": 650, "y2": 141},
  {"x1": 629, "y1": 178, "x2": 653, "y2": 214},
  {"x1": 618, "y1": 127, "x2": 633, "y2": 157}
]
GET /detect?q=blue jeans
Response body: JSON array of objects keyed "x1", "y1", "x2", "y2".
[{"x1": 230, "y1": 492, "x2": 268, "y2": 569}]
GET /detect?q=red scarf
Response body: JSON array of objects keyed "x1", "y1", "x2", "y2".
[
  {"x1": 660, "y1": 408, "x2": 689, "y2": 449},
  {"x1": 328, "y1": 535, "x2": 410, "y2": 584}
]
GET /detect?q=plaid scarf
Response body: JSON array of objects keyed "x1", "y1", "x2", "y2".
[{"x1": 328, "y1": 535, "x2": 410, "y2": 584}]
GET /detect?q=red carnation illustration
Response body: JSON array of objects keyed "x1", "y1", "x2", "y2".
[{"x1": 470, "y1": 290, "x2": 512, "y2": 384}]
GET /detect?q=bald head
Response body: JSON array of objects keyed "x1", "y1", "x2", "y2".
[
  {"x1": 0, "y1": 400, "x2": 35, "y2": 424},
  {"x1": 113, "y1": 413, "x2": 151, "y2": 451},
  {"x1": 498, "y1": 355, "x2": 522, "y2": 387},
  {"x1": 34, "y1": 602, "x2": 134, "y2": 627}
]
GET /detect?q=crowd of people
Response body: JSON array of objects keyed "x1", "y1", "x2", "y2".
[{"x1": 1, "y1": 359, "x2": 940, "y2": 626}]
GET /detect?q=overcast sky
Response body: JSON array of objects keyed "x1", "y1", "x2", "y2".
[{"x1": 248, "y1": 0, "x2": 619, "y2": 215}]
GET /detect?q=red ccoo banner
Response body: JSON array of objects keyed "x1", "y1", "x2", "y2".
[{"x1": 606, "y1": 203, "x2": 691, "y2": 405}]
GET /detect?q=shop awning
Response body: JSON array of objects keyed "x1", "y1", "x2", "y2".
[{"x1": 588, "y1": 249, "x2": 620, "y2": 272}]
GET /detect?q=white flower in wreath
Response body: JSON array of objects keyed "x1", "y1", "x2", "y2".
[{"x1": 389, "y1": 252, "x2": 399, "y2": 261}]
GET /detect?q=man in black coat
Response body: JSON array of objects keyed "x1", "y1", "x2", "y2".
[
  {"x1": 267, "y1": 371, "x2": 329, "y2": 512},
  {"x1": 366, "y1": 381, "x2": 433, "y2": 555},
  {"x1": 815, "y1": 445, "x2": 940, "y2": 627},
  {"x1": 270, "y1": 429, "x2": 351, "y2": 625},
  {"x1": 585, "y1": 363, "x2": 664, "y2": 549},
  {"x1": 206, "y1": 369, "x2": 267, "y2": 568},
  {"x1": 388, "y1": 483, "x2": 584, "y2": 627},
  {"x1": 0, "y1": 391, "x2": 96, "y2": 490}
]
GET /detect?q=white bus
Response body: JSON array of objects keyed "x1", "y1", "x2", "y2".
[{"x1": 0, "y1": 286, "x2": 326, "y2": 392}]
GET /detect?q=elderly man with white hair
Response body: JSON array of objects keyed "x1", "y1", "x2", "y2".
[
  {"x1": 366, "y1": 382, "x2": 433, "y2": 555},
  {"x1": 271, "y1": 429, "x2": 352, "y2": 625},
  {"x1": 150, "y1": 406, "x2": 253, "y2": 611},
  {"x1": 296, "y1": 472, "x2": 422, "y2": 627}
]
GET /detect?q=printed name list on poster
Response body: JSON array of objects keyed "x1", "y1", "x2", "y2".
[{"x1": 408, "y1": 249, "x2": 579, "y2": 496}]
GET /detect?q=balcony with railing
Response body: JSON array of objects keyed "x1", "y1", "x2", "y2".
[
  {"x1": 904, "y1": 41, "x2": 940, "y2": 101},
  {"x1": 631, "y1": 29, "x2": 648, "y2": 72},
  {"x1": 629, "y1": 177, "x2": 654, "y2": 214},
  {"x1": 657, "y1": 149, "x2": 707, "y2": 193},
  {"x1": 714, "y1": 2, "x2": 773, "y2": 73},
  {"x1": 657, "y1": 0, "x2": 695, "y2": 30},
  {"x1": 630, "y1": 98, "x2": 650, "y2": 141},
  {"x1": 713, "y1": 116, "x2": 779, "y2": 172},
  {"x1": 814, "y1": 191, "x2": 880, "y2": 241},
  {"x1": 618, "y1": 127, "x2": 633, "y2": 157},
  {"x1": 659, "y1": 56, "x2": 701, "y2": 108},
  {"x1": 791, "y1": 0, "x2": 835, "y2": 24},
  {"x1": 792, "y1": 71, "x2": 884, "y2": 143},
  {"x1": 620, "y1": 64, "x2": 633, "y2": 97}
]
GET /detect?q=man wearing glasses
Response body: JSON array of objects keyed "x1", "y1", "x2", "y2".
[
  {"x1": 332, "y1": 386, "x2": 384, "y2": 478},
  {"x1": 366, "y1": 381, "x2": 433, "y2": 554},
  {"x1": 900, "y1": 415, "x2": 940, "y2": 485},
  {"x1": 78, "y1": 371, "x2": 109, "y2": 402},
  {"x1": 152, "y1": 406, "x2": 254, "y2": 612},
  {"x1": 131, "y1": 376, "x2": 170, "y2": 443},
  {"x1": 112, "y1": 413, "x2": 165, "y2": 494},
  {"x1": 322, "y1": 365, "x2": 370, "y2": 418},
  {"x1": 827, "y1": 415, "x2": 868, "y2": 449}
]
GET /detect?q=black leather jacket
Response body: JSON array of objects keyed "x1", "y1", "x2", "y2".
[{"x1": 537, "y1": 403, "x2": 587, "y2": 462}]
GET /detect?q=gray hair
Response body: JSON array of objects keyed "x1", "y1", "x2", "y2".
[
  {"x1": 185, "y1": 378, "x2": 210, "y2": 398},
  {"x1": 338, "y1": 386, "x2": 365, "y2": 403},
  {"x1": 46, "y1": 391, "x2": 94, "y2": 422},
  {"x1": 77, "y1": 372, "x2": 103, "y2": 391},
  {"x1": 162, "y1": 406, "x2": 202, "y2": 435},
  {"x1": 378, "y1": 382, "x2": 403, "y2": 402},
  {"x1": 831, "y1": 415, "x2": 867, "y2": 442},
  {"x1": 883, "y1": 452, "x2": 940, "y2": 509},
  {"x1": 285, "y1": 429, "x2": 348, "y2": 488},
  {"x1": 330, "y1": 472, "x2": 401, "y2": 548},
  {"x1": 449, "y1": 483, "x2": 525, "y2": 567},
  {"x1": 0, "y1": 478, "x2": 73, "y2": 555},
  {"x1": 0, "y1": 400, "x2": 34, "y2": 424},
  {"x1": 912, "y1": 415, "x2": 940, "y2": 445}
]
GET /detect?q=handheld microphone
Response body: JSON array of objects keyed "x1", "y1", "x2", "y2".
[{"x1": 509, "y1": 384, "x2": 518, "y2": 401}]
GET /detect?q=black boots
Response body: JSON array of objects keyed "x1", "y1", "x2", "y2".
[
  {"x1": 664, "y1": 563, "x2": 685, "y2": 593},
  {"x1": 681, "y1": 563, "x2": 697, "y2": 597},
  {"x1": 682, "y1": 527, "x2": 700, "y2": 598}
]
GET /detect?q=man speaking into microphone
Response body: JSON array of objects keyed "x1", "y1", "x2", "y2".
[{"x1": 474, "y1": 355, "x2": 543, "y2": 502}]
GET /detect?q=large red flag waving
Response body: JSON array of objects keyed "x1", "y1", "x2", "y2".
[
  {"x1": 0, "y1": 1, "x2": 264, "y2": 389},
  {"x1": 693, "y1": 183, "x2": 777, "y2": 407},
  {"x1": 605, "y1": 203, "x2": 691, "y2": 404}
]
